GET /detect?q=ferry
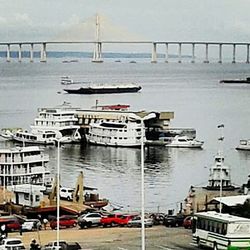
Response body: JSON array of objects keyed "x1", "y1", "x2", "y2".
[
  {"x1": 30, "y1": 104, "x2": 81, "y2": 143},
  {"x1": 12, "y1": 130, "x2": 56, "y2": 145},
  {"x1": 236, "y1": 139, "x2": 250, "y2": 151},
  {"x1": 0, "y1": 146, "x2": 50, "y2": 187},
  {"x1": 64, "y1": 83, "x2": 142, "y2": 94},
  {"x1": 86, "y1": 120, "x2": 144, "y2": 147},
  {"x1": 220, "y1": 77, "x2": 250, "y2": 84},
  {"x1": 161, "y1": 135, "x2": 204, "y2": 148}
]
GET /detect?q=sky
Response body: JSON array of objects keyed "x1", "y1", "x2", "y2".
[{"x1": 0, "y1": 0, "x2": 249, "y2": 44}]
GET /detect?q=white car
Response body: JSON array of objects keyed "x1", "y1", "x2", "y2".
[
  {"x1": 127, "y1": 216, "x2": 153, "y2": 228},
  {"x1": 60, "y1": 187, "x2": 74, "y2": 201},
  {"x1": 0, "y1": 238, "x2": 25, "y2": 250},
  {"x1": 22, "y1": 219, "x2": 42, "y2": 231},
  {"x1": 77, "y1": 213, "x2": 102, "y2": 229}
]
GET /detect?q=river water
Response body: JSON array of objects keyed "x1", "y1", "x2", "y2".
[{"x1": 0, "y1": 58, "x2": 250, "y2": 213}]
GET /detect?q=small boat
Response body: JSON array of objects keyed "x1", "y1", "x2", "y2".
[
  {"x1": 220, "y1": 77, "x2": 250, "y2": 84},
  {"x1": 0, "y1": 128, "x2": 22, "y2": 140},
  {"x1": 61, "y1": 76, "x2": 90, "y2": 85},
  {"x1": 12, "y1": 130, "x2": 56, "y2": 145},
  {"x1": 236, "y1": 139, "x2": 250, "y2": 151},
  {"x1": 64, "y1": 83, "x2": 142, "y2": 94},
  {"x1": 161, "y1": 135, "x2": 204, "y2": 148}
]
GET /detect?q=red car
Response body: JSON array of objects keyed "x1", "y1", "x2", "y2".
[
  {"x1": 50, "y1": 216, "x2": 77, "y2": 230},
  {"x1": 0, "y1": 219, "x2": 21, "y2": 232},
  {"x1": 100, "y1": 214, "x2": 137, "y2": 227},
  {"x1": 100, "y1": 214, "x2": 123, "y2": 227},
  {"x1": 115, "y1": 215, "x2": 137, "y2": 226}
]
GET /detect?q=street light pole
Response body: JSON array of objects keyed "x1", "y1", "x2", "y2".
[
  {"x1": 129, "y1": 112, "x2": 156, "y2": 250},
  {"x1": 56, "y1": 139, "x2": 60, "y2": 249},
  {"x1": 140, "y1": 118, "x2": 145, "y2": 250}
]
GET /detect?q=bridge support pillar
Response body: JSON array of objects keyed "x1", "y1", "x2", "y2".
[
  {"x1": 30, "y1": 43, "x2": 34, "y2": 63},
  {"x1": 178, "y1": 43, "x2": 182, "y2": 63},
  {"x1": 218, "y1": 44, "x2": 222, "y2": 63},
  {"x1": 151, "y1": 43, "x2": 157, "y2": 63},
  {"x1": 204, "y1": 43, "x2": 209, "y2": 63},
  {"x1": 246, "y1": 44, "x2": 249, "y2": 64},
  {"x1": 191, "y1": 43, "x2": 195, "y2": 63},
  {"x1": 40, "y1": 43, "x2": 47, "y2": 62},
  {"x1": 18, "y1": 44, "x2": 22, "y2": 62},
  {"x1": 165, "y1": 43, "x2": 169, "y2": 63},
  {"x1": 232, "y1": 44, "x2": 236, "y2": 63},
  {"x1": 92, "y1": 42, "x2": 103, "y2": 63},
  {"x1": 6, "y1": 44, "x2": 11, "y2": 62}
]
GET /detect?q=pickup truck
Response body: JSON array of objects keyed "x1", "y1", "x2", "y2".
[{"x1": 44, "y1": 241, "x2": 81, "y2": 250}]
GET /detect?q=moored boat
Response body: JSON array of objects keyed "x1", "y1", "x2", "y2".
[
  {"x1": 220, "y1": 77, "x2": 250, "y2": 84},
  {"x1": 0, "y1": 128, "x2": 22, "y2": 140},
  {"x1": 64, "y1": 83, "x2": 142, "y2": 94},
  {"x1": 12, "y1": 130, "x2": 56, "y2": 145},
  {"x1": 0, "y1": 146, "x2": 50, "y2": 187},
  {"x1": 236, "y1": 139, "x2": 250, "y2": 151},
  {"x1": 86, "y1": 120, "x2": 143, "y2": 147},
  {"x1": 162, "y1": 135, "x2": 204, "y2": 148},
  {"x1": 30, "y1": 103, "x2": 81, "y2": 143}
]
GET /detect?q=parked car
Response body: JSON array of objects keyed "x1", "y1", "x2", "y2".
[
  {"x1": 0, "y1": 238, "x2": 25, "y2": 250},
  {"x1": 77, "y1": 212, "x2": 102, "y2": 229},
  {"x1": 115, "y1": 214, "x2": 138, "y2": 227},
  {"x1": 44, "y1": 241, "x2": 81, "y2": 250},
  {"x1": 149, "y1": 213, "x2": 165, "y2": 225},
  {"x1": 22, "y1": 219, "x2": 42, "y2": 231},
  {"x1": 60, "y1": 187, "x2": 74, "y2": 201},
  {"x1": 50, "y1": 216, "x2": 77, "y2": 230},
  {"x1": 4, "y1": 219, "x2": 21, "y2": 231},
  {"x1": 163, "y1": 215, "x2": 185, "y2": 227},
  {"x1": 100, "y1": 214, "x2": 123, "y2": 227},
  {"x1": 127, "y1": 216, "x2": 153, "y2": 228},
  {"x1": 183, "y1": 216, "x2": 193, "y2": 229}
]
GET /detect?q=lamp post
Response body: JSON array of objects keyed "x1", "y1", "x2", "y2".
[
  {"x1": 129, "y1": 112, "x2": 156, "y2": 250},
  {"x1": 56, "y1": 137, "x2": 62, "y2": 249}
]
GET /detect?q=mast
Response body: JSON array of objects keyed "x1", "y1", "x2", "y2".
[{"x1": 217, "y1": 124, "x2": 224, "y2": 213}]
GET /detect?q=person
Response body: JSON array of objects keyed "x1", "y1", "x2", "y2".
[
  {"x1": 0, "y1": 224, "x2": 7, "y2": 238},
  {"x1": 43, "y1": 218, "x2": 48, "y2": 230},
  {"x1": 30, "y1": 239, "x2": 40, "y2": 250}
]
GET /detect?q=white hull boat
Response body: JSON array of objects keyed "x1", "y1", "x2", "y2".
[
  {"x1": 236, "y1": 139, "x2": 250, "y2": 151},
  {"x1": 12, "y1": 130, "x2": 56, "y2": 145},
  {"x1": 87, "y1": 120, "x2": 144, "y2": 147},
  {"x1": 162, "y1": 135, "x2": 204, "y2": 148}
]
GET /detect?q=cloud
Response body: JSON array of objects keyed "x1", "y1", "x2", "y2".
[
  {"x1": 13, "y1": 13, "x2": 33, "y2": 26},
  {"x1": 0, "y1": 16, "x2": 7, "y2": 24}
]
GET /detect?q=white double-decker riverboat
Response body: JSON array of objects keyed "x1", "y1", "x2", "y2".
[
  {"x1": 87, "y1": 120, "x2": 144, "y2": 147},
  {"x1": 0, "y1": 146, "x2": 50, "y2": 187},
  {"x1": 30, "y1": 104, "x2": 81, "y2": 144}
]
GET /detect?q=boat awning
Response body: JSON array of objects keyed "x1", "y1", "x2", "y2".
[{"x1": 211, "y1": 195, "x2": 250, "y2": 207}]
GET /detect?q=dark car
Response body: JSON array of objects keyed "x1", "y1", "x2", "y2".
[{"x1": 163, "y1": 215, "x2": 185, "y2": 227}]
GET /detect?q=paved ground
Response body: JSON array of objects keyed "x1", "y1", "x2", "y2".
[{"x1": 9, "y1": 226, "x2": 199, "y2": 250}]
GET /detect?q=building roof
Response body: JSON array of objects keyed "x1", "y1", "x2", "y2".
[{"x1": 212, "y1": 195, "x2": 250, "y2": 207}]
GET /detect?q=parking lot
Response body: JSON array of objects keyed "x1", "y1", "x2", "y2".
[{"x1": 9, "y1": 226, "x2": 199, "y2": 250}]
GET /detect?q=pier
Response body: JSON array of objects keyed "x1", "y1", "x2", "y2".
[{"x1": 1, "y1": 41, "x2": 250, "y2": 63}]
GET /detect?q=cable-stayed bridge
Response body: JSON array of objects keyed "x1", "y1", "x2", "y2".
[{"x1": 0, "y1": 14, "x2": 249, "y2": 63}]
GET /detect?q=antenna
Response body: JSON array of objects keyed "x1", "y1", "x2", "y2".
[{"x1": 217, "y1": 124, "x2": 224, "y2": 213}]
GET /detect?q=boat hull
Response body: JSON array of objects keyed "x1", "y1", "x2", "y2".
[
  {"x1": 64, "y1": 86, "x2": 141, "y2": 94},
  {"x1": 165, "y1": 144, "x2": 203, "y2": 148}
]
